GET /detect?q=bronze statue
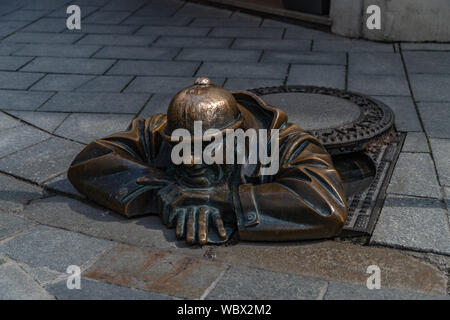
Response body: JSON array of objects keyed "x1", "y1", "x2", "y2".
[{"x1": 68, "y1": 77, "x2": 348, "y2": 245}]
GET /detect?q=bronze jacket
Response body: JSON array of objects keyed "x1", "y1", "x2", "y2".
[{"x1": 68, "y1": 91, "x2": 348, "y2": 241}]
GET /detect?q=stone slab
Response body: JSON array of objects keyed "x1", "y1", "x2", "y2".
[
  {"x1": 46, "y1": 278, "x2": 170, "y2": 300},
  {"x1": 402, "y1": 132, "x2": 429, "y2": 152},
  {"x1": 2, "y1": 10, "x2": 49, "y2": 21},
  {"x1": 262, "y1": 51, "x2": 346, "y2": 65},
  {"x1": 139, "y1": 94, "x2": 174, "y2": 118},
  {"x1": 137, "y1": 26, "x2": 210, "y2": 37},
  {"x1": 67, "y1": 24, "x2": 139, "y2": 35},
  {"x1": 0, "y1": 56, "x2": 34, "y2": 71},
  {"x1": 0, "y1": 263, "x2": 53, "y2": 300},
  {"x1": 0, "y1": 90, "x2": 54, "y2": 111},
  {"x1": 387, "y1": 152, "x2": 441, "y2": 198},
  {"x1": 348, "y1": 74, "x2": 410, "y2": 96},
  {"x1": 54, "y1": 113, "x2": 134, "y2": 144},
  {"x1": 0, "y1": 112, "x2": 21, "y2": 131},
  {"x1": 404, "y1": 52, "x2": 450, "y2": 74},
  {"x1": 154, "y1": 36, "x2": 233, "y2": 48},
  {"x1": 223, "y1": 78, "x2": 283, "y2": 91},
  {"x1": 417, "y1": 102, "x2": 450, "y2": 138},
  {"x1": 19, "y1": 263, "x2": 63, "y2": 285},
  {"x1": 21, "y1": 57, "x2": 115, "y2": 75},
  {"x1": 349, "y1": 53, "x2": 404, "y2": 75},
  {"x1": 83, "y1": 10, "x2": 131, "y2": 24},
  {"x1": 22, "y1": 18, "x2": 66, "y2": 33},
  {"x1": 429, "y1": 138, "x2": 450, "y2": 186},
  {"x1": 371, "y1": 96, "x2": 422, "y2": 132},
  {"x1": 210, "y1": 27, "x2": 283, "y2": 39},
  {"x1": 191, "y1": 17, "x2": 260, "y2": 27},
  {"x1": 0, "y1": 43, "x2": 25, "y2": 55},
  {"x1": 175, "y1": 2, "x2": 232, "y2": 18},
  {"x1": 122, "y1": 16, "x2": 192, "y2": 26},
  {"x1": 0, "y1": 125, "x2": 50, "y2": 159},
  {"x1": 198, "y1": 62, "x2": 287, "y2": 79},
  {"x1": 108, "y1": 60, "x2": 200, "y2": 77},
  {"x1": 209, "y1": 241, "x2": 447, "y2": 295},
  {"x1": 8, "y1": 111, "x2": 69, "y2": 133},
  {"x1": 176, "y1": 48, "x2": 261, "y2": 62},
  {"x1": 288, "y1": 65, "x2": 346, "y2": 89},
  {"x1": 84, "y1": 245, "x2": 226, "y2": 299},
  {"x1": 0, "y1": 71, "x2": 44, "y2": 90},
  {"x1": 371, "y1": 195, "x2": 450, "y2": 255},
  {"x1": 232, "y1": 38, "x2": 311, "y2": 51},
  {"x1": 77, "y1": 34, "x2": 156, "y2": 47},
  {"x1": 207, "y1": 265, "x2": 327, "y2": 300},
  {"x1": 285, "y1": 26, "x2": 345, "y2": 40},
  {"x1": 4, "y1": 32, "x2": 83, "y2": 44},
  {"x1": 39, "y1": 92, "x2": 149, "y2": 113},
  {"x1": 43, "y1": 172, "x2": 85, "y2": 198},
  {"x1": 30, "y1": 74, "x2": 95, "y2": 92},
  {"x1": 93, "y1": 46, "x2": 179, "y2": 60},
  {"x1": 313, "y1": 39, "x2": 394, "y2": 52},
  {"x1": 76, "y1": 75, "x2": 133, "y2": 93},
  {"x1": 0, "y1": 212, "x2": 34, "y2": 240},
  {"x1": 0, "y1": 173, "x2": 44, "y2": 214},
  {"x1": 401, "y1": 43, "x2": 450, "y2": 51},
  {"x1": 0, "y1": 137, "x2": 85, "y2": 184},
  {"x1": 410, "y1": 74, "x2": 450, "y2": 102},
  {"x1": 125, "y1": 76, "x2": 224, "y2": 94},
  {"x1": 0, "y1": 225, "x2": 114, "y2": 272}
]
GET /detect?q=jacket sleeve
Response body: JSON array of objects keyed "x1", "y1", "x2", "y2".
[
  {"x1": 234, "y1": 123, "x2": 348, "y2": 241},
  {"x1": 68, "y1": 114, "x2": 168, "y2": 217}
]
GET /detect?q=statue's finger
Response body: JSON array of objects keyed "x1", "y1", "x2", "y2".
[
  {"x1": 212, "y1": 209, "x2": 227, "y2": 239},
  {"x1": 175, "y1": 209, "x2": 187, "y2": 239},
  {"x1": 186, "y1": 207, "x2": 197, "y2": 244},
  {"x1": 198, "y1": 206, "x2": 208, "y2": 245}
]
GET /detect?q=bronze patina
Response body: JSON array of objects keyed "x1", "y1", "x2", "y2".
[{"x1": 68, "y1": 77, "x2": 348, "y2": 245}]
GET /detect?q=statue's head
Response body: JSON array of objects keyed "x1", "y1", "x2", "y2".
[{"x1": 161, "y1": 77, "x2": 244, "y2": 186}]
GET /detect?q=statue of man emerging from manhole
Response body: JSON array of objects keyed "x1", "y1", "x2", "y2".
[{"x1": 68, "y1": 77, "x2": 347, "y2": 245}]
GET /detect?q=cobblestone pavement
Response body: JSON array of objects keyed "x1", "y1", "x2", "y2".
[{"x1": 0, "y1": 0, "x2": 449, "y2": 300}]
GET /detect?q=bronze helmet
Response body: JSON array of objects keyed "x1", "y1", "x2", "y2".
[{"x1": 161, "y1": 77, "x2": 243, "y2": 142}]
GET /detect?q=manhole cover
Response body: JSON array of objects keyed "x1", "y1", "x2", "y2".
[{"x1": 247, "y1": 86, "x2": 403, "y2": 236}]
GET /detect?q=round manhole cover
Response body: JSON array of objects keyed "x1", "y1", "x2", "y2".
[{"x1": 248, "y1": 86, "x2": 395, "y2": 155}]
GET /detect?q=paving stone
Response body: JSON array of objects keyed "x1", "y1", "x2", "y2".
[
  {"x1": 233, "y1": 38, "x2": 311, "y2": 51},
  {"x1": 121, "y1": 16, "x2": 192, "y2": 26},
  {"x1": 77, "y1": 34, "x2": 156, "y2": 46},
  {"x1": 22, "y1": 18, "x2": 66, "y2": 33},
  {"x1": 76, "y1": 75, "x2": 133, "y2": 92},
  {"x1": 125, "y1": 76, "x2": 224, "y2": 94},
  {"x1": 139, "y1": 93, "x2": 173, "y2": 118},
  {"x1": 371, "y1": 195, "x2": 450, "y2": 255},
  {"x1": 0, "y1": 225, "x2": 114, "y2": 272},
  {"x1": 1, "y1": 9, "x2": 48, "y2": 21},
  {"x1": 224, "y1": 78, "x2": 283, "y2": 91},
  {"x1": 22, "y1": 57, "x2": 115, "y2": 75},
  {"x1": 402, "y1": 132, "x2": 429, "y2": 152},
  {"x1": 19, "y1": 263, "x2": 63, "y2": 285},
  {"x1": 0, "y1": 71, "x2": 44, "y2": 90},
  {"x1": 84, "y1": 245, "x2": 226, "y2": 299},
  {"x1": 54, "y1": 113, "x2": 134, "y2": 144},
  {"x1": 198, "y1": 62, "x2": 287, "y2": 79},
  {"x1": 401, "y1": 43, "x2": 450, "y2": 51},
  {"x1": 348, "y1": 74, "x2": 410, "y2": 96},
  {"x1": 349, "y1": 53, "x2": 404, "y2": 75},
  {"x1": 190, "y1": 17, "x2": 261, "y2": 27},
  {"x1": 154, "y1": 36, "x2": 233, "y2": 48},
  {"x1": 0, "y1": 21, "x2": 29, "y2": 38},
  {"x1": 93, "y1": 46, "x2": 179, "y2": 60},
  {"x1": 324, "y1": 281, "x2": 448, "y2": 300},
  {"x1": 47, "y1": 5, "x2": 99, "y2": 18},
  {"x1": 210, "y1": 241, "x2": 447, "y2": 295},
  {"x1": 108, "y1": 60, "x2": 200, "y2": 77},
  {"x1": 0, "y1": 56, "x2": 34, "y2": 71},
  {"x1": 101, "y1": 0, "x2": 147, "y2": 11},
  {"x1": 429, "y1": 138, "x2": 450, "y2": 186},
  {"x1": 0, "y1": 212, "x2": 34, "y2": 240},
  {"x1": 30, "y1": 74, "x2": 94, "y2": 91},
  {"x1": 288, "y1": 65, "x2": 345, "y2": 89},
  {"x1": 137, "y1": 26, "x2": 210, "y2": 37},
  {"x1": 210, "y1": 27, "x2": 283, "y2": 39},
  {"x1": 46, "y1": 278, "x2": 170, "y2": 300},
  {"x1": 0, "y1": 90, "x2": 53, "y2": 111},
  {"x1": 175, "y1": 2, "x2": 232, "y2": 18},
  {"x1": 285, "y1": 26, "x2": 345, "y2": 40},
  {"x1": 0, "y1": 137, "x2": 85, "y2": 184},
  {"x1": 43, "y1": 172, "x2": 84, "y2": 198},
  {"x1": 22, "y1": 0, "x2": 67, "y2": 10},
  {"x1": 261, "y1": 51, "x2": 345, "y2": 65},
  {"x1": 417, "y1": 102, "x2": 450, "y2": 138},
  {"x1": 67, "y1": 24, "x2": 139, "y2": 35},
  {"x1": 84, "y1": 10, "x2": 131, "y2": 24},
  {"x1": 371, "y1": 96, "x2": 422, "y2": 132},
  {"x1": 410, "y1": 74, "x2": 450, "y2": 102},
  {"x1": 404, "y1": 52, "x2": 450, "y2": 74},
  {"x1": 176, "y1": 48, "x2": 261, "y2": 62},
  {"x1": 313, "y1": 39, "x2": 394, "y2": 52},
  {"x1": 387, "y1": 152, "x2": 441, "y2": 198},
  {"x1": 134, "y1": 2, "x2": 183, "y2": 17},
  {"x1": 0, "y1": 173, "x2": 44, "y2": 214},
  {"x1": 0, "y1": 263, "x2": 53, "y2": 300},
  {"x1": 7, "y1": 111, "x2": 68, "y2": 133},
  {"x1": 207, "y1": 265, "x2": 327, "y2": 300},
  {"x1": 0, "y1": 43, "x2": 25, "y2": 55},
  {"x1": 39, "y1": 92, "x2": 149, "y2": 113},
  {"x1": 4, "y1": 32, "x2": 83, "y2": 44},
  {"x1": 13, "y1": 44, "x2": 102, "y2": 58},
  {"x1": 0, "y1": 125, "x2": 50, "y2": 159},
  {"x1": 0, "y1": 112, "x2": 21, "y2": 131}
]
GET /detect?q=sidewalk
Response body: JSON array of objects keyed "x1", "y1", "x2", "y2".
[{"x1": 0, "y1": 0, "x2": 449, "y2": 299}]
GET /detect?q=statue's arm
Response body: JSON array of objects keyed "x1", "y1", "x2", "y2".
[
  {"x1": 234, "y1": 127, "x2": 348, "y2": 241},
  {"x1": 68, "y1": 115, "x2": 168, "y2": 217}
]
